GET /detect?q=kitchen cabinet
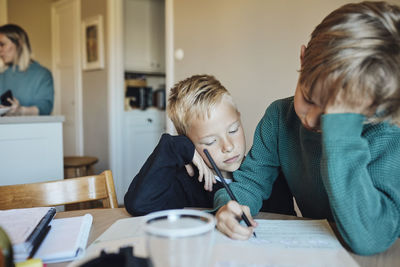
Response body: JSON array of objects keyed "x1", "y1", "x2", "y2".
[
  {"x1": 0, "y1": 116, "x2": 65, "y2": 185},
  {"x1": 124, "y1": 0, "x2": 165, "y2": 73}
]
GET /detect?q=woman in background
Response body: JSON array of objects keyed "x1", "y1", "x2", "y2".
[{"x1": 0, "y1": 24, "x2": 54, "y2": 116}]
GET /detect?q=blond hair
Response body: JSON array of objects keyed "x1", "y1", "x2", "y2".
[
  {"x1": 0, "y1": 24, "x2": 32, "y2": 72},
  {"x1": 167, "y1": 74, "x2": 236, "y2": 135},
  {"x1": 300, "y1": 1, "x2": 400, "y2": 124}
]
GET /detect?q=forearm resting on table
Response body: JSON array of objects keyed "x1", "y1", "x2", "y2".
[{"x1": 10, "y1": 106, "x2": 39, "y2": 116}]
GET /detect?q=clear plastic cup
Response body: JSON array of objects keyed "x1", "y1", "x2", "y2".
[{"x1": 144, "y1": 209, "x2": 215, "y2": 267}]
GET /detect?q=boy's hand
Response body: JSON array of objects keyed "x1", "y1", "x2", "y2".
[
  {"x1": 185, "y1": 150, "x2": 216, "y2": 192},
  {"x1": 216, "y1": 200, "x2": 257, "y2": 240}
]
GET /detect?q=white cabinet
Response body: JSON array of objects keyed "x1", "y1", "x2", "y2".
[
  {"x1": 117, "y1": 109, "x2": 166, "y2": 204},
  {"x1": 0, "y1": 116, "x2": 65, "y2": 185},
  {"x1": 124, "y1": 0, "x2": 165, "y2": 73}
]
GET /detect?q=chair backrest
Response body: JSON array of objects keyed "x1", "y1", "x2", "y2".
[{"x1": 0, "y1": 170, "x2": 118, "y2": 210}]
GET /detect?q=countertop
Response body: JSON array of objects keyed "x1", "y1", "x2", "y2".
[{"x1": 0, "y1": 115, "x2": 65, "y2": 124}]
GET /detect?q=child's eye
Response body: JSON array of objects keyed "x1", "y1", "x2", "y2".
[
  {"x1": 229, "y1": 123, "x2": 240, "y2": 134},
  {"x1": 202, "y1": 139, "x2": 216, "y2": 146},
  {"x1": 229, "y1": 128, "x2": 238, "y2": 134},
  {"x1": 205, "y1": 141, "x2": 215, "y2": 146}
]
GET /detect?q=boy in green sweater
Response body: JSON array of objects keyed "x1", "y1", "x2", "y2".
[{"x1": 214, "y1": 1, "x2": 400, "y2": 255}]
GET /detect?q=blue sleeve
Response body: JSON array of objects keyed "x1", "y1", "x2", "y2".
[{"x1": 32, "y1": 68, "x2": 54, "y2": 115}]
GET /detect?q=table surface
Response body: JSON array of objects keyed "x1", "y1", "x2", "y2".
[{"x1": 49, "y1": 208, "x2": 399, "y2": 267}]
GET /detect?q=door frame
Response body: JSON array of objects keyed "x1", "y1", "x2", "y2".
[
  {"x1": 165, "y1": 0, "x2": 175, "y2": 133},
  {"x1": 51, "y1": 0, "x2": 84, "y2": 155},
  {"x1": 107, "y1": 0, "x2": 124, "y2": 182}
]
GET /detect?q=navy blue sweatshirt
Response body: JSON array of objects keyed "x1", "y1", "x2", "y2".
[{"x1": 124, "y1": 134, "x2": 294, "y2": 216}]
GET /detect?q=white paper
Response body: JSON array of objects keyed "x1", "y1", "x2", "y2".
[
  {"x1": 212, "y1": 219, "x2": 359, "y2": 267},
  {"x1": 0, "y1": 207, "x2": 51, "y2": 245},
  {"x1": 68, "y1": 216, "x2": 147, "y2": 267},
  {"x1": 216, "y1": 219, "x2": 341, "y2": 249},
  {"x1": 69, "y1": 217, "x2": 360, "y2": 267},
  {"x1": 0, "y1": 107, "x2": 10, "y2": 115},
  {"x1": 93, "y1": 216, "x2": 146, "y2": 243},
  {"x1": 35, "y1": 214, "x2": 93, "y2": 263}
]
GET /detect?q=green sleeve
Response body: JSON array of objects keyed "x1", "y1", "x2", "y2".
[
  {"x1": 321, "y1": 113, "x2": 400, "y2": 255},
  {"x1": 32, "y1": 69, "x2": 54, "y2": 115},
  {"x1": 214, "y1": 103, "x2": 281, "y2": 215}
]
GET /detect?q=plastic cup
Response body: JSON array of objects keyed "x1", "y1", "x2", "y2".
[{"x1": 144, "y1": 209, "x2": 215, "y2": 267}]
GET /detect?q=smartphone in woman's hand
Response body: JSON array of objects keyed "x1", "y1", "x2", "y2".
[{"x1": 0, "y1": 90, "x2": 13, "y2": 106}]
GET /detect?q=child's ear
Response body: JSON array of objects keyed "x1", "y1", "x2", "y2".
[{"x1": 300, "y1": 45, "x2": 306, "y2": 67}]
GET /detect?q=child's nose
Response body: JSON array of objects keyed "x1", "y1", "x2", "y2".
[{"x1": 222, "y1": 138, "x2": 234, "y2": 153}]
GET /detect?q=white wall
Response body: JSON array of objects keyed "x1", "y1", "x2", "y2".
[
  {"x1": 7, "y1": 0, "x2": 53, "y2": 70},
  {"x1": 172, "y1": 0, "x2": 400, "y2": 149}
]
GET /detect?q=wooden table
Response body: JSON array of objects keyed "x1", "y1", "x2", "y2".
[{"x1": 49, "y1": 208, "x2": 399, "y2": 267}]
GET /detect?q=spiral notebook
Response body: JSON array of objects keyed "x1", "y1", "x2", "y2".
[{"x1": 34, "y1": 214, "x2": 93, "y2": 263}]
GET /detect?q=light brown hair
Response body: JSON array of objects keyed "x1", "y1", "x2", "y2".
[
  {"x1": 167, "y1": 74, "x2": 236, "y2": 135},
  {"x1": 0, "y1": 24, "x2": 32, "y2": 72},
  {"x1": 300, "y1": 1, "x2": 400, "y2": 124}
]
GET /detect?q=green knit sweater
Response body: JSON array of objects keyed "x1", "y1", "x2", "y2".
[
  {"x1": 0, "y1": 61, "x2": 54, "y2": 115},
  {"x1": 214, "y1": 97, "x2": 400, "y2": 255}
]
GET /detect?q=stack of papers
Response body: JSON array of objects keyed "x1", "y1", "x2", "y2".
[
  {"x1": 67, "y1": 217, "x2": 359, "y2": 267},
  {"x1": 0, "y1": 207, "x2": 56, "y2": 262}
]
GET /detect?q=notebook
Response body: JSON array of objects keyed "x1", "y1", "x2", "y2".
[
  {"x1": 34, "y1": 214, "x2": 93, "y2": 263},
  {"x1": 0, "y1": 207, "x2": 56, "y2": 262}
]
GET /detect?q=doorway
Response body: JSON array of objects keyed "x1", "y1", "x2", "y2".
[{"x1": 51, "y1": 0, "x2": 83, "y2": 156}]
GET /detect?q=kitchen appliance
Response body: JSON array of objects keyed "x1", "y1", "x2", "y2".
[
  {"x1": 152, "y1": 88, "x2": 165, "y2": 110},
  {"x1": 126, "y1": 86, "x2": 152, "y2": 110}
]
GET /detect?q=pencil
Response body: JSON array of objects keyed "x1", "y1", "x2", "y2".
[{"x1": 203, "y1": 149, "x2": 257, "y2": 238}]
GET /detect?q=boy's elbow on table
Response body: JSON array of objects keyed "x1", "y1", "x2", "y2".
[{"x1": 124, "y1": 193, "x2": 146, "y2": 216}]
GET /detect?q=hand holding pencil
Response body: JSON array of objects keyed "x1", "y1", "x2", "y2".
[
  {"x1": 215, "y1": 201, "x2": 258, "y2": 240},
  {"x1": 203, "y1": 149, "x2": 257, "y2": 239}
]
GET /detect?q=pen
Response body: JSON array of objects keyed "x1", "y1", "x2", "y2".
[
  {"x1": 203, "y1": 149, "x2": 257, "y2": 238},
  {"x1": 28, "y1": 225, "x2": 51, "y2": 259}
]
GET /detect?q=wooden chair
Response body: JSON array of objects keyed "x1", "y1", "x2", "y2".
[{"x1": 0, "y1": 170, "x2": 118, "y2": 210}]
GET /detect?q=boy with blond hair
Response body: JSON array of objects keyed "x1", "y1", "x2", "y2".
[
  {"x1": 215, "y1": 1, "x2": 400, "y2": 255},
  {"x1": 124, "y1": 74, "x2": 293, "y2": 216}
]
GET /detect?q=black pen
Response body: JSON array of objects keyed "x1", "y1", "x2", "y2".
[
  {"x1": 203, "y1": 149, "x2": 257, "y2": 238},
  {"x1": 29, "y1": 225, "x2": 51, "y2": 258}
]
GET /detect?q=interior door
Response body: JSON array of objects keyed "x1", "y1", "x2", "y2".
[{"x1": 52, "y1": 0, "x2": 83, "y2": 156}]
